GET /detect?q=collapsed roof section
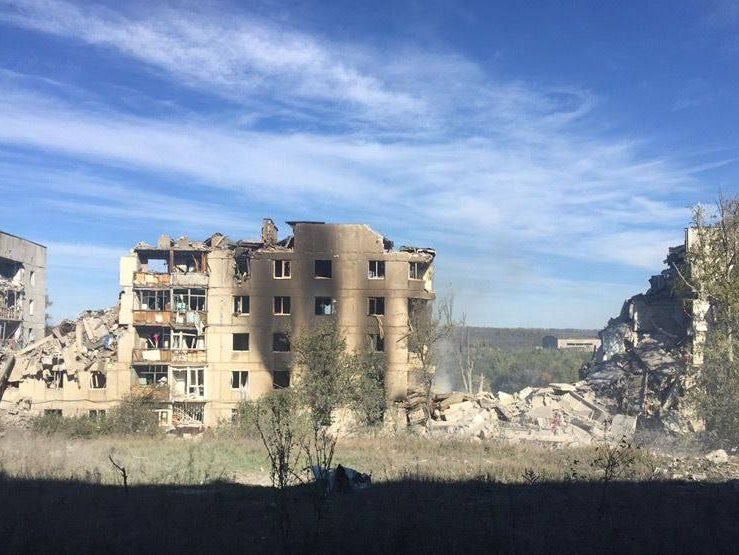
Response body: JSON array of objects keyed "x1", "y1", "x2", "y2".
[{"x1": 129, "y1": 219, "x2": 433, "y2": 273}]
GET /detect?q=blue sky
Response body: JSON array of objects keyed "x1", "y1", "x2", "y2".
[{"x1": 0, "y1": 0, "x2": 737, "y2": 327}]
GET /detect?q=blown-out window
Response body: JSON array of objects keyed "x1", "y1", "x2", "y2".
[{"x1": 274, "y1": 260, "x2": 291, "y2": 279}]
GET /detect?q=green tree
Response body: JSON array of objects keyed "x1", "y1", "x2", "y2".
[
  {"x1": 684, "y1": 195, "x2": 739, "y2": 443},
  {"x1": 291, "y1": 317, "x2": 355, "y2": 426},
  {"x1": 406, "y1": 297, "x2": 453, "y2": 421}
]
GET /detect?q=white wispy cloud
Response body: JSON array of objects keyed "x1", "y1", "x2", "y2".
[
  {"x1": 0, "y1": 0, "x2": 716, "y2": 324},
  {"x1": 0, "y1": 74, "x2": 699, "y2": 266}
]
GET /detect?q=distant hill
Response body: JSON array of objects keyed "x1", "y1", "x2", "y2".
[{"x1": 461, "y1": 327, "x2": 599, "y2": 351}]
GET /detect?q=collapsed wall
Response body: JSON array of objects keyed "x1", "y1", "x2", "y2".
[
  {"x1": 402, "y1": 234, "x2": 702, "y2": 444},
  {"x1": 0, "y1": 308, "x2": 120, "y2": 424},
  {"x1": 582, "y1": 241, "x2": 703, "y2": 434}
]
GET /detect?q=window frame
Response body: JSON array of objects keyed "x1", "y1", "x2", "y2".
[
  {"x1": 134, "y1": 364, "x2": 168, "y2": 386},
  {"x1": 273, "y1": 259, "x2": 292, "y2": 279},
  {"x1": 233, "y1": 295, "x2": 250, "y2": 315},
  {"x1": 89, "y1": 371, "x2": 107, "y2": 389},
  {"x1": 137, "y1": 289, "x2": 170, "y2": 311},
  {"x1": 231, "y1": 370, "x2": 249, "y2": 391},
  {"x1": 314, "y1": 259, "x2": 332, "y2": 279},
  {"x1": 409, "y1": 261, "x2": 428, "y2": 280},
  {"x1": 273, "y1": 296, "x2": 291, "y2": 315},
  {"x1": 368, "y1": 296, "x2": 385, "y2": 316},
  {"x1": 173, "y1": 288, "x2": 206, "y2": 311},
  {"x1": 368, "y1": 260, "x2": 385, "y2": 279},
  {"x1": 314, "y1": 296, "x2": 334, "y2": 316}
]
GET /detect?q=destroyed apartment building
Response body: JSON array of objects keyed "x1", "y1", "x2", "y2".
[
  {"x1": 0, "y1": 231, "x2": 46, "y2": 350},
  {"x1": 0, "y1": 220, "x2": 435, "y2": 428},
  {"x1": 403, "y1": 227, "x2": 708, "y2": 445}
]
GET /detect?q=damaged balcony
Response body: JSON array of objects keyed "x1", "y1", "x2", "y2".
[
  {"x1": 132, "y1": 327, "x2": 206, "y2": 364},
  {"x1": 133, "y1": 235, "x2": 209, "y2": 287},
  {"x1": 131, "y1": 288, "x2": 207, "y2": 328},
  {"x1": 131, "y1": 364, "x2": 205, "y2": 402},
  {"x1": 402, "y1": 247, "x2": 436, "y2": 299},
  {"x1": 0, "y1": 277, "x2": 23, "y2": 321}
]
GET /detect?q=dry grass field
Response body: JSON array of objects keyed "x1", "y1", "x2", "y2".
[
  {"x1": 0, "y1": 428, "x2": 666, "y2": 486},
  {"x1": 1, "y1": 428, "x2": 738, "y2": 554}
]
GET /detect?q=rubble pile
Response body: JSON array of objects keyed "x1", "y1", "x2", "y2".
[
  {"x1": 0, "y1": 307, "x2": 121, "y2": 399},
  {"x1": 580, "y1": 243, "x2": 702, "y2": 434},
  {"x1": 404, "y1": 383, "x2": 637, "y2": 446},
  {"x1": 404, "y1": 243, "x2": 703, "y2": 444}
]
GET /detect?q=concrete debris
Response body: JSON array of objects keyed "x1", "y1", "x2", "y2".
[
  {"x1": 398, "y1": 240, "x2": 710, "y2": 445},
  {"x1": 704, "y1": 449, "x2": 729, "y2": 465},
  {"x1": 0, "y1": 307, "x2": 120, "y2": 408},
  {"x1": 402, "y1": 381, "x2": 634, "y2": 447},
  {"x1": 579, "y1": 240, "x2": 703, "y2": 435}
]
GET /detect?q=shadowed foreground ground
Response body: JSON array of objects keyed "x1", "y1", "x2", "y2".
[{"x1": 1, "y1": 476, "x2": 737, "y2": 554}]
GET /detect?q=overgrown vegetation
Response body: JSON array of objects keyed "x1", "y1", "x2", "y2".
[
  {"x1": 406, "y1": 297, "x2": 453, "y2": 418},
  {"x1": 442, "y1": 345, "x2": 592, "y2": 393},
  {"x1": 685, "y1": 194, "x2": 739, "y2": 445},
  {"x1": 30, "y1": 395, "x2": 161, "y2": 438}
]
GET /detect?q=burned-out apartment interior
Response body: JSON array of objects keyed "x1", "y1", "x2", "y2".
[
  {"x1": 0, "y1": 220, "x2": 435, "y2": 428},
  {"x1": 0, "y1": 232, "x2": 46, "y2": 351}
]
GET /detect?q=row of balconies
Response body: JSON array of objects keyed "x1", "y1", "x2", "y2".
[{"x1": 132, "y1": 310, "x2": 208, "y2": 326}]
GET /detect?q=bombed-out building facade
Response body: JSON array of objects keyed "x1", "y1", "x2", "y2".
[
  {"x1": 0, "y1": 231, "x2": 46, "y2": 350},
  {"x1": 2, "y1": 221, "x2": 435, "y2": 427}
]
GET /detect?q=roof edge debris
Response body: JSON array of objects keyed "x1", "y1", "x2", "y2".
[{"x1": 130, "y1": 220, "x2": 427, "y2": 255}]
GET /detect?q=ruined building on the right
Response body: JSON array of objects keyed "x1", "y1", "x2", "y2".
[{"x1": 581, "y1": 227, "x2": 708, "y2": 432}]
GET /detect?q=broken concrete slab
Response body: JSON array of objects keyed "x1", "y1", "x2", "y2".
[{"x1": 704, "y1": 449, "x2": 729, "y2": 465}]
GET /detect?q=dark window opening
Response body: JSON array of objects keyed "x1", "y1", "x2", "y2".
[
  {"x1": 44, "y1": 409, "x2": 62, "y2": 417},
  {"x1": 369, "y1": 334, "x2": 384, "y2": 352},
  {"x1": 45, "y1": 370, "x2": 64, "y2": 389},
  {"x1": 90, "y1": 371, "x2": 107, "y2": 389},
  {"x1": 274, "y1": 260, "x2": 291, "y2": 279},
  {"x1": 409, "y1": 261, "x2": 430, "y2": 280},
  {"x1": 274, "y1": 296, "x2": 291, "y2": 315},
  {"x1": 368, "y1": 297, "x2": 385, "y2": 316},
  {"x1": 231, "y1": 370, "x2": 249, "y2": 390},
  {"x1": 233, "y1": 333, "x2": 250, "y2": 351},
  {"x1": 314, "y1": 259, "x2": 332, "y2": 278},
  {"x1": 273, "y1": 370, "x2": 291, "y2": 389},
  {"x1": 233, "y1": 295, "x2": 250, "y2": 315},
  {"x1": 368, "y1": 260, "x2": 385, "y2": 279},
  {"x1": 315, "y1": 297, "x2": 334, "y2": 315},
  {"x1": 134, "y1": 365, "x2": 169, "y2": 386},
  {"x1": 273, "y1": 333, "x2": 290, "y2": 352}
]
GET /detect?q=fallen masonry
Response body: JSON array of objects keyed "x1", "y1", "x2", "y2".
[
  {"x1": 0, "y1": 307, "x2": 121, "y2": 425},
  {"x1": 402, "y1": 384, "x2": 636, "y2": 446},
  {"x1": 402, "y1": 230, "x2": 705, "y2": 445}
]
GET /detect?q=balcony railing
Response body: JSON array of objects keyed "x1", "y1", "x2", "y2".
[
  {"x1": 130, "y1": 383, "x2": 171, "y2": 401},
  {"x1": 133, "y1": 271, "x2": 209, "y2": 288},
  {"x1": 171, "y1": 273, "x2": 209, "y2": 287},
  {"x1": 132, "y1": 310, "x2": 207, "y2": 327},
  {"x1": 0, "y1": 305, "x2": 22, "y2": 320},
  {"x1": 132, "y1": 348, "x2": 206, "y2": 364},
  {"x1": 133, "y1": 272, "x2": 171, "y2": 287},
  {"x1": 130, "y1": 383, "x2": 205, "y2": 403}
]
